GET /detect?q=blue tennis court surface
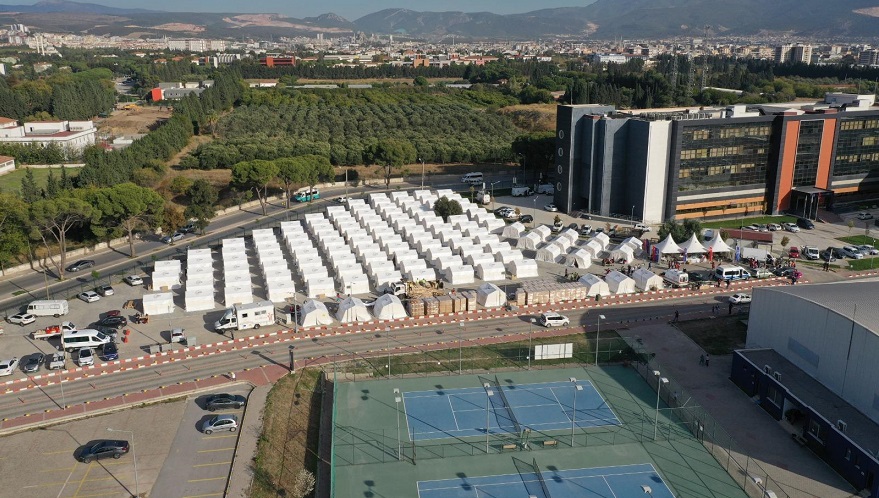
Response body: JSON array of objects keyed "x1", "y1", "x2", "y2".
[
  {"x1": 403, "y1": 380, "x2": 619, "y2": 441},
  {"x1": 417, "y1": 463, "x2": 675, "y2": 498}
]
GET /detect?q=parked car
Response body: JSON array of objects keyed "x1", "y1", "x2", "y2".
[
  {"x1": 7, "y1": 313, "x2": 36, "y2": 326},
  {"x1": 22, "y1": 353, "x2": 44, "y2": 373},
  {"x1": 857, "y1": 244, "x2": 879, "y2": 255},
  {"x1": 634, "y1": 224, "x2": 651, "y2": 232},
  {"x1": 767, "y1": 223, "x2": 782, "y2": 231},
  {"x1": 580, "y1": 225, "x2": 592, "y2": 235},
  {"x1": 494, "y1": 206, "x2": 512, "y2": 216},
  {"x1": 551, "y1": 222, "x2": 563, "y2": 233},
  {"x1": 729, "y1": 293, "x2": 752, "y2": 304},
  {"x1": 78, "y1": 291, "x2": 101, "y2": 303},
  {"x1": 66, "y1": 260, "x2": 96, "y2": 272},
  {"x1": 169, "y1": 328, "x2": 185, "y2": 343},
  {"x1": 783, "y1": 222, "x2": 800, "y2": 233},
  {"x1": 544, "y1": 204, "x2": 558, "y2": 212},
  {"x1": 788, "y1": 246, "x2": 800, "y2": 259},
  {"x1": 204, "y1": 393, "x2": 247, "y2": 411},
  {"x1": 95, "y1": 285, "x2": 114, "y2": 297},
  {"x1": 820, "y1": 249, "x2": 837, "y2": 262},
  {"x1": 202, "y1": 414, "x2": 239, "y2": 434},
  {"x1": 0, "y1": 357, "x2": 19, "y2": 376},
  {"x1": 502, "y1": 211, "x2": 520, "y2": 220},
  {"x1": 797, "y1": 218, "x2": 815, "y2": 229},
  {"x1": 78, "y1": 440, "x2": 129, "y2": 463},
  {"x1": 161, "y1": 232, "x2": 184, "y2": 244},
  {"x1": 123, "y1": 275, "x2": 143, "y2": 286},
  {"x1": 178, "y1": 222, "x2": 198, "y2": 233},
  {"x1": 518, "y1": 214, "x2": 534, "y2": 223},
  {"x1": 101, "y1": 341, "x2": 119, "y2": 361},
  {"x1": 773, "y1": 266, "x2": 796, "y2": 277},
  {"x1": 755, "y1": 224, "x2": 769, "y2": 232},
  {"x1": 744, "y1": 224, "x2": 760, "y2": 231},
  {"x1": 832, "y1": 247, "x2": 846, "y2": 259},
  {"x1": 77, "y1": 348, "x2": 95, "y2": 367},
  {"x1": 857, "y1": 212, "x2": 874, "y2": 220},
  {"x1": 841, "y1": 246, "x2": 864, "y2": 259},
  {"x1": 95, "y1": 316, "x2": 127, "y2": 329}
]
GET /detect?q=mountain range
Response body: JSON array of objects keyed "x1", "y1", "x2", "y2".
[{"x1": 0, "y1": 0, "x2": 878, "y2": 39}]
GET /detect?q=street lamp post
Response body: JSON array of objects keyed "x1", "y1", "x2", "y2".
[
  {"x1": 59, "y1": 375, "x2": 66, "y2": 409},
  {"x1": 386, "y1": 326, "x2": 392, "y2": 379},
  {"x1": 595, "y1": 314, "x2": 606, "y2": 366},
  {"x1": 631, "y1": 205, "x2": 635, "y2": 224},
  {"x1": 484, "y1": 383, "x2": 494, "y2": 453},
  {"x1": 419, "y1": 157, "x2": 425, "y2": 189},
  {"x1": 394, "y1": 388, "x2": 402, "y2": 461},
  {"x1": 490, "y1": 180, "x2": 501, "y2": 210},
  {"x1": 652, "y1": 371, "x2": 669, "y2": 440},
  {"x1": 570, "y1": 377, "x2": 583, "y2": 446},
  {"x1": 107, "y1": 428, "x2": 138, "y2": 498},
  {"x1": 528, "y1": 318, "x2": 536, "y2": 369},
  {"x1": 458, "y1": 322, "x2": 463, "y2": 375}
]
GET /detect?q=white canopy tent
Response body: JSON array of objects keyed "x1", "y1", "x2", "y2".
[
  {"x1": 558, "y1": 228, "x2": 580, "y2": 245},
  {"x1": 373, "y1": 294, "x2": 408, "y2": 320},
  {"x1": 705, "y1": 232, "x2": 733, "y2": 254},
  {"x1": 653, "y1": 235, "x2": 682, "y2": 254},
  {"x1": 338, "y1": 273, "x2": 371, "y2": 295},
  {"x1": 591, "y1": 232, "x2": 611, "y2": 249},
  {"x1": 495, "y1": 250, "x2": 524, "y2": 265},
  {"x1": 306, "y1": 278, "x2": 336, "y2": 298},
  {"x1": 632, "y1": 269, "x2": 664, "y2": 291},
  {"x1": 609, "y1": 244, "x2": 635, "y2": 264},
  {"x1": 224, "y1": 284, "x2": 253, "y2": 306},
  {"x1": 532, "y1": 225, "x2": 552, "y2": 240},
  {"x1": 152, "y1": 270, "x2": 182, "y2": 291},
  {"x1": 476, "y1": 282, "x2": 505, "y2": 308},
  {"x1": 502, "y1": 222, "x2": 526, "y2": 239},
  {"x1": 335, "y1": 297, "x2": 372, "y2": 323},
  {"x1": 506, "y1": 259, "x2": 539, "y2": 279},
  {"x1": 565, "y1": 249, "x2": 592, "y2": 269},
  {"x1": 678, "y1": 233, "x2": 707, "y2": 254},
  {"x1": 465, "y1": 253, "x2": 496, "y2": 267},
  {"x1": 266, "y1": 281, "x2": 296, "y2": 302},
  {"x1": 185, "y1": 288, "x2": 215, "y2": 312},
  {"x1": 605, "y1": 270, "x2": 636, "y2": 295},
  {"x1": 482, "y1": 217, "x2": 506, "y2": 233},
  {"x1": 518, "y1": 231, "x2": 543, "y2": 251},
  {"x1": 578, "y1": 274, "x2": 610, "y2": 297},
  {"x1": 620, "y1": 236, "x2": 642, "y2": 253},
  {"x1": 299, "y1": 299, "x2": 333, "y2": 327},
  {"x1": 536, "y1": 244, "x2": 564, "y2": 263},
  {"x1": 405, "y1": 266, "x2": 437, "y2": 282},
  {"x1": 142, "y1": 292, "x2": 175, "y2": 315},
  {"x1": 476, "y1": 262, "x2": 506, "y2": 281}
]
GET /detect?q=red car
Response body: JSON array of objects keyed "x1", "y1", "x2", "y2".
[{"x1": 788, "y1": 246, "x2": 800, "y2": 258}]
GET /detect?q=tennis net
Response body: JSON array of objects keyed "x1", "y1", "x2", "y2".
[{"x1": 491, "y1": 375, "x2": 522, "y2": 434}]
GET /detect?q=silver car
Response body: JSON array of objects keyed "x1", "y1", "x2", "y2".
[
  {"x1": 841, "y1": 246, "x2": 864, "y2": 259},
  {"x1": 202, "y1": 414, "x2": 239, "y2": 434}
]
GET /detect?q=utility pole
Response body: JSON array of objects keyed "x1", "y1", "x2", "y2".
[{"x1": 701, "y1": 25, "x2": 711, "y2": 91}]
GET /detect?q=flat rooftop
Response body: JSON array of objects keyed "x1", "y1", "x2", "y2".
[
  {"x1": 740, "y1": 348, "x2": 879, "y2": 459},
  {"x1": 752, "y1": 279, "x2": 879, "y2": 335}
]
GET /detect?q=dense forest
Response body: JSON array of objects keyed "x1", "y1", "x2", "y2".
[{"x1": 0, "y1": 68, "x2": 115, "y2": 122}]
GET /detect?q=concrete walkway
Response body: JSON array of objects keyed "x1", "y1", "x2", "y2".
[
  {"x1": 628, "y1": 320, "x2": 857, "y2": 498},
  {"x1": 226, "y1": 382, "x2": 273, "y2": 498}
]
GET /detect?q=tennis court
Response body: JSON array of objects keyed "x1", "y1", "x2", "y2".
[
  {"x1": 403, "y1": 379, "x2": 619, "y2": 441},
  {"x1": 417, "y1": 462, "x2": 675, "y2": 498}
]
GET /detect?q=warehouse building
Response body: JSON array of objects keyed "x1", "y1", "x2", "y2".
[
  {"x1": 731, "y1": 281, "x2": 879, "y2": 497},
  {"x1": 554, "y1": 93, "x2": 879, "y2": 223}
]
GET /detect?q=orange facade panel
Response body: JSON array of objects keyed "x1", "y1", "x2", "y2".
[
  {"x1": 676, "y1": 196, "x2": 765, "y2": 211},
  {"x1": 816, "y1": 118, "x2": 836, "y2": 189},
  {"x1": 776, "y1": 121, "x2": 800, "y2": 213}
]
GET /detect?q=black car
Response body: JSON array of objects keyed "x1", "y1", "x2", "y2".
[
  {"x1": 178, "y1": 223, "x2": 198, "y2": 234},
  {"x1": 773, "y1": 266, "x2": 796, "y2": 277},
  {"x1": 101, "y1": 341, "x2": 119, "y2": 361},
  {"x1": 796, "y1": 218, "x2": 815, "y2": 229},
  {"x1": 78, "y1": 440, "x2": 130, "y2": 463},
  {"x1": 96, "y1": 316, "x2": 128, "y2": 329},
  {"x1": 204, "y1": 393, "x2": 247, "y2": 411},
  {"x1": 518, "y1": 214, "x2": 534, "y2": 223},
  {"x1": 22, "y1": 353, "x2": 44, "y2": 373},
  {"x1": 66, "y1": 260, "x2": 96, "y2": 272}
]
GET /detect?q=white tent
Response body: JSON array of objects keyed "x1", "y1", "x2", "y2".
[
  {"x1": 506, "y1": 259, "x2": 539, "y2": 278},
  {"x1": 565, "y1": 249, "x2": 592, "y2": 269},
  {"x1": 152, "y1": 269, "x2": 182, "y2": 291},
  {"x1": 536, "y1": 244, "x2": 564, "y2": 263},
  {"x1": 476, "y1": 262, "x2": 506, "y2": 281},
  {"x1": 653, "y1": 235, "x2": 681, "y2": 254},
  {"x1": 142, "y1": 292, "x2": 175, "y2": 315},
  {"x1": 473, "y1": 233, "x2": 499, "y2": 246},
  {"x1": 373, "y1": 293, "x2": 407, "y2": 320},
  {"x1": 482, "y1": 217, "x2": 506, "y2": 233},
  {"x1": 558, "y1": 228, "x2": 580, "y2": 245},
  {"x1": 609, "y1": 244, "x2": 635, "y2": 264},
  {"x1": 620, "y1": 236, "x2": 642, "y2": 253},
  {"x1": 502, "y1": 222, "x2": 526, "y2": 239},
  {"x1": 266, "y1": 281, "x2": 296, "y2": 302},
  {"x1": 632, "y1": 268, "x2": 664, "y2": 291},
  {"x1": 185, "y1": 288, "x2": 215, "y2": 312},
  {"x1": 591, "y1": 232, "x2": 611, "y2": 249},
  {"x1": 578, "y1": 274, "x2": 610, "y2": 297},
  {"x1": 705, "y1": 231, "x2": 733, "y2": 254},
  {"x1": 338, "y1": 273, "x2": 371, "y2": 295},
  {"x1": 306, "y1": 278, "x2": 336, "y2": 298},
  {"x1": 582, "y1": 240, "x2": 603, "y2": 259},
  {"x1": 476, "y1": 282, "x2": 505, "y2": 307},
  {"x1": 405, "y1": 266, "x2": 437, "y2": 282},
  {"x1": 495, "y1": 250, "x2": 524, "y2": 265},
  {"x1": 442, "y1": 265, "x2": 475, "y2": 285},
  {"x1": 224, "y1": 284, "x2": 253, "y2": 306},
  {"x1": 518, "y1": 231, "x2": 543, "y2": 251},
  {"x1": 678, "y1": 233, "x2": 707, "y2": 254},
  {"x1": 299, "y1": 299, "x2": 333, "y2": 327},
  {"x1": 335, "y1": 297, "x2": 372, "y2": 323},
  {"x1": 532, "y1": 225, "x2": 552, "y2": 240},
  {"x1": 465, "y1": 253, "x2": 496, "y2": 267},
  {"x1": 605, "y1": 270, "x2": 636, "y2": 295}
]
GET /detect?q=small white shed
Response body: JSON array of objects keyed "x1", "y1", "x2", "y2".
[
  {"x1": 605, "y1": 270, "x2": 636, "y2": 295},
  {"x1": 578, "y1": 274, "x2": 610, "y2": 297},
  {"x1": 476, "y1": 282, "x2": 505, "y2": 308},
  {"x1": 299, "y1": 299, "x2": 333, "y2": 327},
  {"x1": 142, "y1": 292, "x2": 175, "y2": 315},
  {"x1": 632, "y1": 268, "x2": 664, "y2": 291}
]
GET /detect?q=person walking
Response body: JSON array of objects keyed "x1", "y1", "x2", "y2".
[
  {"x1": 705, "y1": 354, "x2": 710, "y2": 367},
  {"x1": 699, "y1": 354, "x2": 705, "y2": 366},
  {"x1": 229, "y1": 371, "x2": 236, "y2": 380},
  {"x1": 673, "y1": 310, "x2": 679, "y2": 323}
]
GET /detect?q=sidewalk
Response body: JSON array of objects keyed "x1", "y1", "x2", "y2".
[
  {"x1": 226, "y1": 382, "x2": 273, "y2": 498},
  {"x1": 628, "y1": 320, "x2": 856, "y2": 498}
]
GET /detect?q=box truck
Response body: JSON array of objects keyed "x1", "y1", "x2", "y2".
[{"x1": 214, "y1": 301, "x2": 275, "y2": 332}]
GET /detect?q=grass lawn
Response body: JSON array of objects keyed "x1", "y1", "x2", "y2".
[
  {"x1": 702, "y1": 215, "x2": 797, "y2": 229},
  {"x1": 837, "y1": 234, "x2": 879, "y2": 246},
  {"x1": 846, "y1": 257, "x2": 879, "y2": 271},
  {"x1": 0, "y1": 167, "x2": 80, "y2": 194},
  {"x1": 675, "y1": 315, "x2": 748, "y2": 355}
]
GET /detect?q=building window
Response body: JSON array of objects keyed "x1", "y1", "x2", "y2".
[
  {"x1": 767, "y1": 385, "x2": 784, "y2": 407},
  {"x1": 808, "y1": 418, "x2": 822, "y2": 441},
  {"x1": 677, "y1": 121, "x2": 773, "y2": 192},
  {"x1": 835, "y1": 117, "x2": 879, "y2": 176},
  {"x1": 792, "y1": 120, "x2": 823, "y2": 187}
]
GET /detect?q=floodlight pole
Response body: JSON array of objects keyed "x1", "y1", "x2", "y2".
[
  {"x1": 653, "y1": 371, "x2": 669, "y2": 440},
  {"x1": 394, "y1": 388, "x2": 402, "y2": 461},
  {"x1": 386, "y1": 326, "x2": 392, "y2": 379},
  {"x1": 529, "y1": 318, "x2": 536, "y2": 369},
  {"x1": 419, "y1": 157, "x2": 425, "y2": 189},
  {"x1": 570, "y1": 377, "x2": 583, "y2": 447},
  {"x1": 595, "y1": 314, "x2": 606, "y2": 366},
  {"x1": 484, "y1": 383, "x2": 494, "y2": 454},
  {"x1": 458, "y1": 322, "x2": 463, "y2": 375}
]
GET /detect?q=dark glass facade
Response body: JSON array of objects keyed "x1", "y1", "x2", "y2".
[
  {"x1": 834, "y1": 117, "x2": 879, "y2": 176},
  {"x1": 792, "y1": 120, "x2": 823, "y2": 187},
  {"x1": 677, "y1": 122, "x2": 773, "y2": 191}
]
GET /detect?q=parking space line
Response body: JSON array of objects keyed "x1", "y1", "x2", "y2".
[
  {"x1": 72, "y1": 461, "x2": 93, "y2": 498},
  {"x1": 187, "y1": 476, "x2": 227, "y2": 482},
  {"x1": 181, "y1": 493, "x2": 224, "y2": 498},
  {"x1": 204, "y1": 434, "x2": 238, "y2": 439},
  {"x1": 72, "y1": 492, "x2": 128, "y2": 498},
  {"x1": 197, "y1": 447, "x2": 236, "y2": 453},
  {"x1": 193, "y1": 461, "x2": 232, "y2": 467}
]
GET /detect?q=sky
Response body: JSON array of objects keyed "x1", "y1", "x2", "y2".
[{"x1": 69, "y1": 0, "x2": 586, "y2": 20}]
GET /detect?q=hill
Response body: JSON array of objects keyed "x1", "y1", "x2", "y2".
[{"x1": 0, "y1": 0, "x2": 152, "y2": 14}]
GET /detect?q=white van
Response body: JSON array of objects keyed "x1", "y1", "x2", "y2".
[
  {"x1": 61, "y1": 328, "x2": 111, "y2": 352},
  {"x1": 26, "y1": 300, "x2": 69, "y2": 317},
  {"x1": 460, "y1": 172, "x2": 483, "y2": 184},
  {"x1": 714, "y1": 265, "x2": 751, "y2": 281},
  {"x1": 539, "y1": 312, "x2": 570, "y2": 327}
]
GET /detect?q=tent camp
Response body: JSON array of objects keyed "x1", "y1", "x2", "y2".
[
  {"x1": 605, "y1": 270, "x2": 636, "y2": 295},
  {"x1": 678, "y1": 234, "x2": 707, "y2": 254},
  {"x1": 582, "y1": 240, "x2": 604, "y2": 259},
  {"x1": 609, "y1": 244, "x2": 635, "y2": 264},
  {"x1": 143, "y1": 292, "x2": 175, "y2": 315},
  {"x1": 591, "y1": 232, "x2": 611, "y2": 249},
  {"x1": 632, "y1": 268, "x2": 664, "y2": 291},
  {"x1": 536, "y1": 244, "x2": 564, "y2": 263},
  {"x1": 299, "y1": 299, "x2": 333, "y2": 327},
  {"x1": 476, "y1": 282, "x2": 505, "y2": 308},
  {"x1": 506, "y1": 259, "x2": 539, "y2": 278},
  {"x1": 224, "y1": 284, "x2": 253, "y2": 306},
  {"x1": 373, "y1": 294, "x2": 408, "y2": 320},
  {"x1": 476, "y1": 262, "x2": 506, "y2": 281},
  {"x1": 495, "y1": 250, "x2": 524, "y2": 265},
  {"x1": 653, "y1": 235, "x2": 681, "y2": 255},
  {"x1": 306, "y1": 278, "x2": 336, "y2": 298},
  {"x1": 185, "y1": 288, "x2": 215, "y2": 312},
  {"x1": 705, "y1": 231, "x2": 733, "y2": 254},
  {"x1": 338, "y1": 273, "x2": 370, "y2": 295},
  {"x1": 565, "y1": 249, "x2": 592, "y2": 269},
  {"x1": 502, "y1": 222, "x2": 526, "y2": 239},
  {"x1": 266, "y1": 281, "x2": 296, "y2": 302},
  {"x1": 335, "y1": 297, "x2": 372, "y2": 323},
  {"x1": 518, "y1": 231, "x2": 543, "y2": 251},
  {"x1": 620, "y1": 236, "x2": 642, "y2": 253},
  {"x1": 578, "y1": 274, "x2": 610, "y2": 297}
]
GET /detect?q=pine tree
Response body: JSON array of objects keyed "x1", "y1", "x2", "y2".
[
  {"x1": 60, "y1": 165, "x2": 73, "y2": 190},
  {"x1": 44, "y1": 169, "x2": 59, "y2": 198},
  {"x1": 20, "y1": 168, "x2": 41, "y2": 202}
]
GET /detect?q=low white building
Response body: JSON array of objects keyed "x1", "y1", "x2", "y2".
[{"x1": 0, "y1": 118, "x2": 96, "y2": 152}]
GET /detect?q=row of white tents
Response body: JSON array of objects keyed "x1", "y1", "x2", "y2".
[
  {"x1": 251, "y1": 229, "x2": 297, "y2": 302},
  {"x1": 184, "y1": 248, "x2": 215, "y2": 311},
  {"x1": 221, "y1": 237, "x2": 254, "y2": 306},
  {"x1": 279, "y1": 221, "x2": 337, "y2": 299},
  {"x1": 653, "y1": 232, "x2": 733, "y2": 255}
]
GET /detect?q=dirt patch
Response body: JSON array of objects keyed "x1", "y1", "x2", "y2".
[
  {"x1": 498, "y1": 104, "x2": 557, "y2": 132},
  {"x1": 674, "y1": 315, "x2": 748, "y2": 355},
  {"x1": 96, "y1": 107, "x2": 172, "y2": 138}
]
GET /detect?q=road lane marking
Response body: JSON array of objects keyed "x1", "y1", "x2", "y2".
[
  {"x1": 197, "y1": 447, "x2": 235, "y2": 453},
  {"x1": 187, "y1": 476, "x2": 227, "y2": 482},
  {"x1": 193, "y1": 461, "x2": 232, "y2": 467}
]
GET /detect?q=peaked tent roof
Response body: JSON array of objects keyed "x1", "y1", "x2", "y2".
[
  {"x1": 678, "y1": 233, "x2": 707, "y2": 254},
  {"x1": 653, "y1": 234, "x2": 681, "y2": 254},
  {"x1": 706, "y1": 231, "x2": 733, "y2": 253}
]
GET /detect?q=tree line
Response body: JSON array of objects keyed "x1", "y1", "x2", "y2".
[{"x1": 0, "y1": 68, "x2": 115, "y2": 122}]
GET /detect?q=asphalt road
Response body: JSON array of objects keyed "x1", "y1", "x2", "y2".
[{"x1": 0, "y1": 295, "x2": 724, "y2": 423}]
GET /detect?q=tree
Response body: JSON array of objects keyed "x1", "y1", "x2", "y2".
[
  {"x1": 231, "y1": 160, "x2": 279, "y2": 216},
  {"x1": 0, "y1": 193, "x2": 29, "y2": 271},
  {"x1": 162, "y1": 205, "x2": 186, "y2": 240},
  {"x1": 434, "y1": 196, "x2": 463, "y2": 222},
  {"x1": 367, "y1": 139, "x2": 417, "y2": 187},
  {"x1": 291, "y1": 469, "x2": 316, "y2": 498},
  {"x1": 184, "y1": 179, "x2": 218, "y2": 234},
  {"x1": 512, "y1": 132, "x2": 555, "y2": 182},
  {"x1": 413, "y1": 75, "x2": 429, "y2": 87},
  {"x1": 275, "y1": 157, "x2": 304, "y2": 209},
  {"x1": 86, "y1": 183, "x2": 164, "y2": 257},
  {"x1": 44, "y1": 169, "x2": 60, "y2": 199},
  {"x1": 29, "y1": 195, "x2": 93, "y2": 279},
  {"x1": 657, "y1": 219, "x2": 702, "y2": 243},
  {"x1": 169, "y1": 175, "x2": 193, "y2": 195},
  {"x1": 20, "y1": 168, "x2": 41, "y2": 202}
]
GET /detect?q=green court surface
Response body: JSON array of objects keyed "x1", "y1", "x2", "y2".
[{"x1": 331, "y1": 366, "x2": 748, "y2": 498}]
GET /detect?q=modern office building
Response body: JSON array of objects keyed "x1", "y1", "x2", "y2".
[
  {"x1": 731, "y1": 281, "x2": 879, "y2": 498},
  {"x1": 553, "y1": 93, "x2": 879, "y2": 223}
]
